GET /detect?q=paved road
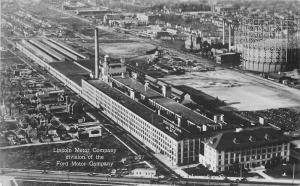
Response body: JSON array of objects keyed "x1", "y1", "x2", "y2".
[
  {"x1": 6, "y1": 171, "x2": 147, "y2": 185},
  {"x1": 2, "y1": 169, "x2": 297, "y2": 186}
]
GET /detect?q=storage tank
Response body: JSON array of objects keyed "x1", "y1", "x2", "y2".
[{"x1": 234, "y1": 16, "x2": 300, "y2": 72}]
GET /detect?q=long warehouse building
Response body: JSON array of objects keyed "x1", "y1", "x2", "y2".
[
  {"x1": 21, "y1": 40, "x2": 56, "y2": 63},
  {"x1": 81, "y1": 78, "x2": 201, "y2": 165},
  {"x1": 29, "y1": 39, "x2": 66, "y2": 62},
  {"x1": 48, "y1": 38, "x2": 87, "y2": 60},
  {"x1": 42, "y1": 38, "x2": 80, "y2": 61},
  {"x1": 16, "y1": 42, "x2": 51, "y2": 68}
]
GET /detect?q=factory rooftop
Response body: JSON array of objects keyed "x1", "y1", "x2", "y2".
[
  {"x1": 113, "y1": 77, "x2": 164, "y2": 99},
  {"x1": 49, "y1": 62, "x2": 90, "y2": 76},
  {"x1": 74, "y1": 60, "x2": 95, "y2": 73},
  {"x1": 88, "y1": 79, "x2": 162, "y2": 125},
  {"x1": 87, "y1": 79, "x2": 200, "y2": 140},
  {"x1": 207, "y1": 127, "x2": 291, "y2": 151},
  {"x1": 67, "y1": 74, "x2": 90, "y2": 86},
  {"x1": 74, "y1": 56, "x2": 122, "y2": 73},
  {"x1": 113, "y1": 77, "x2": 218, "y2": 127},
  {"x1": 153, "y1": 97, "x2": 215, "y2": 126}
]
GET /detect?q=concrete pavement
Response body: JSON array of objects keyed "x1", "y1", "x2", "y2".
[{"x1": 153, "y1": 154, "x2": 300, "y2": 185}]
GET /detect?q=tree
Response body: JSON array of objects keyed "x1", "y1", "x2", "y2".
[
  {"x1": 56, "y1": 125, "x2": 67, "y2": 138},
  {"x1": 265, "y1": 160, "x2": 271, "y2": 170},
  {"x1": 29, "y1": 116, "x2": 39, "y2": 128},
  {"x1": 50, "y1": 119, "x2": 60, "y2": 128},
  {"x1": 266, "y1": 155, "x2": 283, "y2": 170},
  {"x1": 69, "y1": 126, "x2": 78, "y2": 133}
]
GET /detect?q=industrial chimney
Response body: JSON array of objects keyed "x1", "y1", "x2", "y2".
[
  {"x1": 95, "y1": 28, "x2": 99, "y2": 79},
  {"x1": 222, "y1": 19, "x2": 225, "y2": 46}
]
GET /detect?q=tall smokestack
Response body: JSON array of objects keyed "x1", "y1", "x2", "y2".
[
  {"x1": 222, "y1": 19, "x2": 225, "y2": 46},
  {"x1": 228, "y1": 23, "x2": 231, "y2": 50},
  {"x1": 95, "y1": 28, "x2": 99, "y2": 79}
]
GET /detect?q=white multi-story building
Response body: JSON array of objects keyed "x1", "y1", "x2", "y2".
[
  {"x1": 48, "y1": 62, "x2": 90, "y2": 95},
  {"x1": 199, "y1": 127, "x2": 291, "y2": 172},
  {"x1": 81, "y1": 78, "x2": 206, "y2": 165}
]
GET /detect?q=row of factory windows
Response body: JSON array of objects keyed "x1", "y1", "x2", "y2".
[
  {"x1": 220, "y1": 151, "x2": 289, "y2": 166},
  {"x1": 108, "y1": 101, "x2": 177, "y2": 160},
  {"x1": 177, "y1": 139, "x2": 201, "y2": 165},
  {"x1": 220, "y1": 144, "x2": 289, "y2": 160},
  {"x1": 82, "y1": 81, "x2": 177, "y2": 162},
  {"x1": 104, "y1": 96, "x2": 177, "y2": 162}
]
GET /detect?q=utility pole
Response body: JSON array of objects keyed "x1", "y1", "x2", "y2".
[
  {"x1": 292, "y1": 162, "x2": 295, "y2": 185},
  {"x1": 229, "y1": 23, "x2": 231, "y2": 50},
  {"x1": 222, "y1": 19, "x2": 225, "y2": 46}
]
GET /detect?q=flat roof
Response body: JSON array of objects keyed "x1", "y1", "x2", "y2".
[
  {"x1": 113, "y1": 77, "x2": 163, "y2": 99},
  {"x1": 78, "y1": 10, "x2": 111, "y2": 13},
  {"x1": 174, "y1": 85, "x2": 216, "y2": 102},
  {"x1": 75, "y1": 60, "x2": 95, "y2": 72},
  {"x1": 113, "y1": 77, "x2": 216, "y2": 127},
  {"x1": 153, "y1": 97, "x2": 214, "y2": 126},
  {"x1": 67, "y1": 74, "x2": 89, "y2": 87},
  {"x1": 49, "y1": 62, "x2": 90, "y2": 76},
  {"x1": 87, "y1": 79, "x2": 195, "y2": 141},
  {"x1": 88, "y1": 79, "x2": 162, "y2": 125},
  {"x1": 78, "y1": 124, "x2": 100, "y2": 128}
]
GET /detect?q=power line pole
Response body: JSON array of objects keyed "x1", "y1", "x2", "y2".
[{"x1": 292, "y1": 162, "x2": 295, "y2": 185}]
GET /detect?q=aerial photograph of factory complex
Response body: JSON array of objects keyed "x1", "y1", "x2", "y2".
[{"x1": 0, "y1": 0, "x2": 300, "y2": 185}]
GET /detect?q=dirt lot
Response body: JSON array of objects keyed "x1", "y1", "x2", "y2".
[
  {"x1": 161, "y1": 68, "x2": 300, "y2": 111},
  {"x1": 98, "y1": 42, "x2": 156, "y2": 58},
  {"x1": 78, "y1": 37, "x2": 156, "y2": 58}
]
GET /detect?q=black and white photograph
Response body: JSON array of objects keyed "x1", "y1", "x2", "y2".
[{"x1": 0, "y1": 0, "x2": 300, "y2": 185}]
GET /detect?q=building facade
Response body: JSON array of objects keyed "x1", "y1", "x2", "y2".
[
  {"x1": 81, "y1": 78, "x2": 205, "y2": 165},
  {"x1": 199, "y1": 128, "x2": 291, "y2": 172},
  {"x1": 81, "y1": 79, "x2": 180, "y2": 165}
]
